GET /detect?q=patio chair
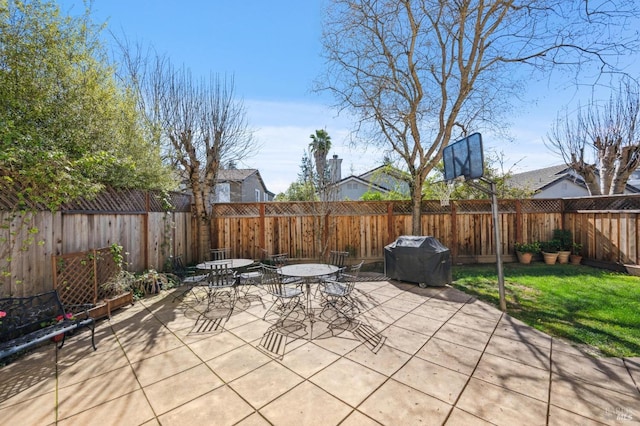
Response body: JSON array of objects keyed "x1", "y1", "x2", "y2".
[
  {"x1": 319, "y1": 260, "x2": 364, "y2": 319},
  {"x1": 205, "y1": 262, "x2": 238, "y2": 314},
  {"x1": 270, "y1": 253, "x2": 290, "y2": 267},
  {"x1": 210, "y1": 247, "x2": 231, "y2": 261},
  {"x1": 261, "y1": 264, "x2": 305, "y2": 322},
  {"x1": 170, "y1": 255, "x2": 208, "y2": 302}
]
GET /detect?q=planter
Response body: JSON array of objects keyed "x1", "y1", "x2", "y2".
[
  {"x1": 542, "y1": 251, "x2": 558, "y2": 265},
  {"x1": 557, "y1": 251, "x2": 571, "y2": 264},
  {"x1": 624, "y1": 264, "x2": 640, "y2": 276},
  {"x1": 569, "y1": 254, "x2": 582, "y2": 265},
  {"x1": 51, "y1": 333, "x2": 64, "y2": 343},
  {"x1": 516, "y1": 251, "x2": 534, "y2": 264}
]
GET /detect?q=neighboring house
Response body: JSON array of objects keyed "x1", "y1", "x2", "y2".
[
  {"x1": 507, "y1": 164, "x2": 640, "y2": 198},
  {"x1": 214, "y1": 169, "x2": 274, "y2": 203},
  {"x1": 324, "y1": 156, "x2": 410, "y2": 200}
]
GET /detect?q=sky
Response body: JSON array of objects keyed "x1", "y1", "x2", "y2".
[{"x1": 58, "y1": 0, "x2": 639, "y2": 194}]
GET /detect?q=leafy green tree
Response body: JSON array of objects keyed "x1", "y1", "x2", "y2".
[
  {"x1": 277, "y1": 152, "x2": 318, "y2": 201},
  {"x1": 0, "y1": 0, "x2": 172, "y2": 205},
  {"x1": 309, "y1": 129, "x2": 332, "y2": 190}
]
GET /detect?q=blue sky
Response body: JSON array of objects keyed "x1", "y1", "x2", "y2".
[{"x1": 59, "y1": 0, "x2": 638, "y2": 194}]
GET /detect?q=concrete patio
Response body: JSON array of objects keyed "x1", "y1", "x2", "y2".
[{"x1": 1, "y1": 276, "x2": 638, "y2": 425}]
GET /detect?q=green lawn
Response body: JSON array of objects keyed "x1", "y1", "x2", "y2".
[{"x1": 451, "y1": 263, "x2": 640, "y2": 358}]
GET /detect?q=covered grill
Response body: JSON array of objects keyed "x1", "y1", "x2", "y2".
[{"x1": 384, "y1": 236, "x2": 452, "y2": 287}]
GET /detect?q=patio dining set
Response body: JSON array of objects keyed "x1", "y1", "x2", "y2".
[{"x1": 170, "y1": 250, "x2": 366, "y2": 345}]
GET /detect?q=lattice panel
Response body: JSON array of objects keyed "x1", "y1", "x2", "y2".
[
  {"x1": 52, "y1": 247, "x2": 123, "y2": 306},
  {"x1": 53, "y1": 252, "x2": 96, "y2": 306},
  {"x1": 214, "y1": 203, "x2": 261, "y2": 217},
  {"x1": 564, "y1": 195, "x2": 640, "y2": 211},
  {"x1": 95, "y1": 248, "x2": 121, "y2": 299},
  {"x1": 520, "y1": 199, "x2": 562, "y2": 213}
]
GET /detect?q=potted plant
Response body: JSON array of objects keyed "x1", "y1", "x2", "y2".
[
  {"x1": 570, "y1": 242, "x2": 583, "y2": 265},
  {"x1": 514, "y1": 241, "x2": 540, "y2": 264},
  {"x1": 553, "y1": 229, "x2": 573, "y2": 264},
  {"x1": 540, "y1": 240, "x2": 561, "y2": 264}
]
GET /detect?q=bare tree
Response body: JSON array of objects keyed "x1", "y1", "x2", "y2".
[
  {"x1": 317, "y1": 0, "x2": 638, "y2": 234},
  {"x1": 120, "y1": 48, "x2": 255, "y2": 260},
  {"x1": 547, "y1": 78, "x2": 640, "y2": 195}
]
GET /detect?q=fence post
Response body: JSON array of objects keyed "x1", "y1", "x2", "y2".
[
  {"x1": 259, "y1": 203, "x2": 266, "y2": 259},
  {"x1": 451, "y1": 202, "x2": 458, "y2": 262},
  {"x1": 387, "y1": 202, "x2": 394, "y2": 244},
  {"x1": 515, "y1": 199, "x2": 523, "y2": 243}
]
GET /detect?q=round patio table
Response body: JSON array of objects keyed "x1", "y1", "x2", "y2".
[
  {"x1": 279, "y1": 263, "x2": 339, "y2": 338},
  {"x1": 196, "y1": 258, "x2": 255, "y2": 270}
]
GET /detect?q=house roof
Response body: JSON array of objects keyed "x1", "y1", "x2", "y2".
[
  {"x1": 330, "y1": 175, "x2": 392, "y2": 193},
  {"x1": 507, "y1": 164, "x2": 575, "y2": 192},
  {"x1": 217, "y1": 169, "x2": 274, "y2": 196},
  {"x1": 508, "y1": 164, "x2": 640, "y2": 194}
]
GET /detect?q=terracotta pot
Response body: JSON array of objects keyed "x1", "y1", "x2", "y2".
[
  {"x1": 557, "y1": 251, "x2": 571, "y2": 264},
  {"x1": 569, "y1": 254, "x2": 582, "y2": 265},
  {"x1": 542, "y1": 251, "x2": 558, "y2": 265},
  {"x1": 516, "y1": 251, "x2": 533, "y2": 264}
]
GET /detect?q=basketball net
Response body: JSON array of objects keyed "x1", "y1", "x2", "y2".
[{"x1": 436, "y1": 176, "x2": 465, "y2": 206}]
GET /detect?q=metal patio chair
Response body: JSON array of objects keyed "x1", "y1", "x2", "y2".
[
  {"x1": 261, "y1": 264, "x2": 305, "y2": 322},
  {"x1": 210, "y1": 247, "x2": 231, "y2": 261},
  {"x1": 319, "y1": 260, "x2": 364, "y2": 319},
  {"x1": 170, "y1": 255, "x2": 208, "y2": 302},
  {"x1": 205, "y1": 262, "x2": 238, "y2": 315}
]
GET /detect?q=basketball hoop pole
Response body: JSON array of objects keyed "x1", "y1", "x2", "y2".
[{"x1": 467, "y1": 177, "x2": 507, "y2": 312}]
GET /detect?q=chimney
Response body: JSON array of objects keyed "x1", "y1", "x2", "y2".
[{"x1": 328, "y1": 154, "x2": 342, "y2": 183}]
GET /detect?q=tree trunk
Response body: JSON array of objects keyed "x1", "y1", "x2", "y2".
[{"x1": 410, "y1": 181, "x2": 422, "y2": 235}]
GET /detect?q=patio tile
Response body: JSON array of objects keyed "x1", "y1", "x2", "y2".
[
  {"x1": 157, "y1": 385, "x2": 254, "y2": 425},
  {"x1": 260, "y1": 381, "x2": 353, "y2": 426},
  {"x1": 547, "y1": 405, "x2": 608, "y2": 426},
  {"x1": 551, "y1": 350, "x2": 638, "y2": 395},
  {"x1": 310, "y1": 357, "x2": 387, "y2": 407},
  {"x1": 410, "y1": 304, "x2": 457, "y2": 322},
  {"x1": 433, "y1": 322, "x2": 492, "y2": 352},
  {"x1": 456, "y1": 378, "x2": 548, "y2": 426},
  {"x1": 358, "y1": 379, "x2": 452, "y2": 425},
  {"x1": 235, "y1": 412, "x2": 272, "y2": 425},
  {"x1": 57, "y1": 345, "x2": 129, "y2": 387},
  {"x1": 312, "y1": 334, "x2": 363, "y2": 356},
  {"x1": 625, "y1": 357, "x2": 640, "y2": 386},
  {"x1": 206, "y1": 343, "x2": 272, "y2": 382},
  {"x1": 345, "y1": 342, "x2": 411, "y2": 377},
  {"x1": 392, "y1": 356, "x2": 468, "y2": 404},
  {"x1": 551, "y1": 337, "x2": 609, "y2": 359},
  {"x1": 447, "y1": 312, "x2": 500, "y2": 334},
  {"x1": 188, "y1": 331, "x2": 247, "y2": 361},
  {"x1": 484, "y1": 334, "x2": 550, "y2": 370},
  {"x1": 392, "y1": 312, "x2": 444, "y2": 337},
  {"x1": 444, "y1": 408, "x2": 495, "y2": 425},
  {"x1": 229, "y1": 318, "x2": 273, "y2": 342},
  {"x1": 382, "y1": 324, "x2": 430, "y2": 355},
  {"x1": 0, "y1": 390, "x2": 55, "y2": 424},
  {"x1": 494, "y1": 315, "x2": 551, "y2": 348},
  {"x1": 339, "y1": 410, "x2": 382, "y2": 426},
  {"x1": 415, "y1": 336, "x2": 483, "y2": 375},
  {"x1": 379, "y1": 296, "x2": 422, "y2": 312},
  {"x1": 130, "y1": 345, "x2": 202, "y2": 387},
  {"x1": 0, "y1": 346, "x2": 56, "y2": 408},
  {"x1": 229, "y1": 361, "x2": 304, "y2": 408},
  {"x1": 143, "y1": 363, "x2": 224, "y2": 415},
  {"x1": 57, "y1": 365, "x2": 141, "y2": 419},
  {"x1": 117, "y1": 332, "x2": 185, "y2": 363},
  {"x1": 472, "y1": 352, "x2": 549, "y2": 402},
  {"x1": 58, "y1": 389, "x2": 155, "y2": 425},
  {"x1": 277, "y1": 342, "x2": 341, "y2": 378},
  {"x1": 364, "y1": 305, "x2": 407, "y2": 324},
  {"x1": 458, "y1": 300, "x2": 504, "y2": 320},
  {"x1": 550, "y1": 374, "x2": 640, "y2": 424}
]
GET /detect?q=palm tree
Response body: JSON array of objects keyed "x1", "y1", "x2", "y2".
[{"x1": 309, "y1": 129, "x2": 332, "y2": 187}]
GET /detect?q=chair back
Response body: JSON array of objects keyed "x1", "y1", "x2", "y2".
[
  {"x1": 210, "y1": 248, "x2": 231, "y2": 261},
  {"x1": 260, "y1": 264, "x2": 289, "y2": 297},
  {"x1": 329, "y1": 251, "x2": 349, "y2": 268},
  {"x1": 207, "y1": 262, "x2": 235, "y2": 288},
  {"x1": 270, "y1": 253, "x2": 289, "y2": 268},
  {"x1": 170, "y1": 255, "x2": 187, "y2": 278}
]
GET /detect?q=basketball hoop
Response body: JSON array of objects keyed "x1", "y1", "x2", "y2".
[{"x1": 435, "y1": 176, "x2": 465, "y2": 206}]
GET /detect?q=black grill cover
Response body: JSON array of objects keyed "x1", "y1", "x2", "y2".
[{"x1": 384, "y1": 236, "x2": 452, "y2": 287}]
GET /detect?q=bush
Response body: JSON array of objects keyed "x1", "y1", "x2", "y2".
[{"x1": 514, "y1": 241, "x2": 541, "y2": 253}]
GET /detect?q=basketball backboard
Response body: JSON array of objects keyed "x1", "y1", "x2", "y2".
[{"x1": 442, "y1": 133, "x2": 484, "y2": 181}]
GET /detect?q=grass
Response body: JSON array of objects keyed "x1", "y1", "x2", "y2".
[{"x1": 451, "y1": 262, "x2": 640, "y2": 358}]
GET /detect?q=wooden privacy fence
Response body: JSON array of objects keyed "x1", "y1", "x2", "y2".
[
  {"x1": 212, "y1": 195, "x2": 640, "y2": 266},
  {"x1": 0, "y1": 188, "x2": 193, "y2": 297}
]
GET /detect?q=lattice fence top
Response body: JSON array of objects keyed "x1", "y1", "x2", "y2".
[{"x1": 564, "y1": 195, "x2": 640, "y2": 212}]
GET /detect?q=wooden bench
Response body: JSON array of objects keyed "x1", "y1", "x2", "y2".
[{"x1": 0, "y1": 290, "x2": 96, "y2": 361}]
